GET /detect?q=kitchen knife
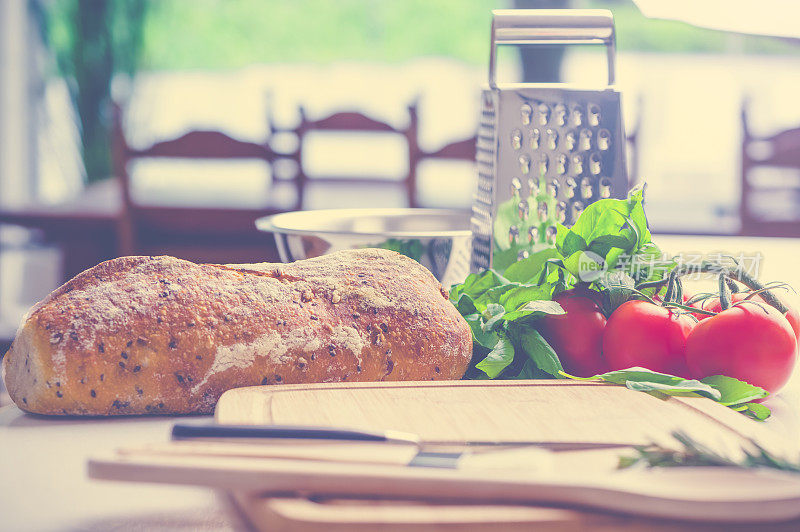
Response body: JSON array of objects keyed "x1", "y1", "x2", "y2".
[
  {"x1": 169, "y1": 423, "x2": 606, "y2": 469},
  {"x1": 172, "y1": 423, "x2": 420, "y2": 445}
]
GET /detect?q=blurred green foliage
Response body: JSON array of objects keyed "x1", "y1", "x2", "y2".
[
  {"x1": 45, "y1": 0, "x2": 147, "y2": 183},
  {"x1": 134, "y1": 0, "x2": 797, "y2": 71},
  {"x1": 40, "y1": 0, "x2": 798, "y2": 185},
  {"x1": 140, "y1": 0, "x2": 498, "y2": 69}
]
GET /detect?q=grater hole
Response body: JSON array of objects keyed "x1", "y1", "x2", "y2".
[
  {"x1": 528, "y1": 226, "x2": 540, "y2": 243},
  {"x1": 580, "y1": 129, "x2": 593, "y2": 151},
  {"x1": 547, "y1": 179, "x2": 559, "y2": 198},
  {"x1": 571, "y1": 107, "x2": 584, "y2": 127},
  {"x1": 598, "y1": 129, "x2": 611, "y2": 151},
  {"x1": 546, "y1": 128, "x2": 558, "y2": 151},
  {"x1": 530, "y1": 128, "x2": 541, "y2": 150},
  {"x1": 518, "y1": 154, "x2": 531, "y2": 175},
  {"x1": 538, "y1": 103, "x2": 550, "y2": 125},
  {"x1": 537, "y1": 201, "x2": 549, "y2": 222},
  {"x1": 518, "y1": 250, "x2": 530, "y2": 261},
  {"x1": 518, "y1": 200, "x2": 530, "y2": 221},
  {"x1": 554, "y1": 104, "x2": 567, "y2": 127},
  {"x1": 565, "y1": 131, "x2": 577, "y2": 152},
  {"x1": 589, "y1": 153, "x2": 602, "y2": 175},
  {"x1": 557, "y1": 154, "x2": 568, "y2": 175},
  {"x1": 511, "y1": 177, "x2": 522, "y2": 196},
  {"x1": 588, "y1": 104, "x2": 601, "y2": 127},
  {"x1": 538, "y1": 153, "x2": 549, "y2": 175},
  {"x1": 565, "y1": 177, "x2": 577, "y2": 198},
  {"x1": 580, "y1": 177, "x2": 593, "y2": 199},
  {"x1": 545, "y1": 225, "x2": 558, "y2": 244},
  {"x1": 556, "y1": 202, "x2": 567, "y2": 223},
  {"x1": 599, "y1": 178, "x2": 612, "y2": 198},
  {"x1": 572, "y1": 201, "x2": 585, "y2": 220},
  {"x1": 572, "y1": 155, "x2": 584, "y2": 175},
  {"x1": 520, "y1": 103, "x2": 532, "y2": 125},
  {"x1": 509, "y1": 225, "x2": 520, "y2": 245},
  {"x1": 511, "y1": 129, "x2": 522, "y2": 150},
  {"x1": 527, "y1": 178, "x2": 539, "y2": 197}
]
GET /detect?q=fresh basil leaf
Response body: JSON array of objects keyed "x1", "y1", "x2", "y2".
[
  {"x1": 596, "y1": 271, "x2": 638, "y2": 315},
  {"x1": 481, "y1": 303, "x2": 506, "y2": 332},
  {"x1": 563, "y1": 250, "x2": 605, "y2": 282},
  {"x1": 503, "y1": 299, "x2": 564, "y2": 322},
  {"x1": 515, "y1": 359, "x2": 544, "y2": 379},
  {"x1": 513, "y1": 326, "x2": 563, "y2": 377},
  {"x1": 473, "y1": 283, "x2": 519, "y2": 310},
  {"x1": 491, "y1": 246, "x2": 529, "y2": 273},
  {"x1": 590, "y1": 367, "x2": 705, "y2": 387},
  {"x1": 503, "y1": 247, "x2": 560, "y2": 282},
  {"x1": 700, "y1": 375, "x2": 769, "y2": 406},
  {"x1": 626, "y1": 379, "x2": 721, "y2": 401},
  {"x1": 498, "y1": 284, "x2": 553, "y2": 313},
  {"x1": 455, "y1": 293, "x2": 478, "y2": 315},
  {"x1": 451, "y1": 269, "x2": 510, "y2": 302},
  {"x1": 597, "y1": 270, "x2": 636, "y2": 290},
  {"x1": 557, "y1": 231, "x2": 588, "y2": 258},
  {"x1": 734, "y1": 402, "x2": 771, "y2": 421},
  {"x1": 463, "y1": 313, "x2": 498, "y2": 349},
  {"x1": 569, "y1": 367, "x2": 774, "y2": 419},
  {"x1": 627, "y1": 186, "x2": 652, "y2": 248},
  {"x1": 475, "y1": 334, "x2": 515, "y2": 379},
  {"x1": 625, "y1": 243, "x2": 670, "y2": 286},
  {"x1": 588, "y1": 233, "x2": 635, "y2": 253},
  {"x1": 564, "y1": 185, "x2": 651, "y2": 263}
]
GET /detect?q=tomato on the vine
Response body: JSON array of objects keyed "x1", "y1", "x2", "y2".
[
  {"x1": 538, "y1": 288, "x2": 607, "y2": 377},
  {"x1": 692, "y1": 292, "x2": 800, "y2": 342},
  {"x1": 603, "y1": 300, "x2": 695, "y2": 377},
  {"x1": 686, "y1": 300, "x2": 797, "y2": 394}
]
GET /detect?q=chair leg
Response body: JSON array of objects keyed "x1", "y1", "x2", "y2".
[{"x1": 117, "y1": 213, "x2": 136, "y2": 256}]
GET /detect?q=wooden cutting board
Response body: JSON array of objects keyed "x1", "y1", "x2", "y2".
[
  {"x1": 227, "y1": 494, "x2": 800, "y2": 532},
  {"x1": 214, "y1": 380, "x2": 776, "y2": 451},
  {"x1": 88, "y1": 381, "x2": 797, "y2": 530}
]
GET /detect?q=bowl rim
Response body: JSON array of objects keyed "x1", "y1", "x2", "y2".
[{"x1": 256, "y1": 208, "x2": 472, "y2": 239}]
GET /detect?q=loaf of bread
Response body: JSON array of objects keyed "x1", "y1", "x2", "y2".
[{"x1": 2, "y1": 249, "x2": 472, "y2": 415}]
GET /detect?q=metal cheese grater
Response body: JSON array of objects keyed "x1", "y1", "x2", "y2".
[{"x1": 471, "y1": 9, "x2": 628, "y2": 273}]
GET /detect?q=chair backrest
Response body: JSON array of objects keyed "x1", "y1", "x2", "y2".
[
  {"x1": 294, "y1": 103, "x2": 419, "y2": 208},
  {"x1": 739, "y1": 99, "x2": 800, "y2": 237},
  {"x1": 419, "y1": 136, "x2": 477, "y2": 162},
  {"x1": 111, "y1": 103, "x2": 299, "y2": 255}
]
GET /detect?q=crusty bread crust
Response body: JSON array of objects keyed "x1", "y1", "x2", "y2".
[{"x1": 2, "y1": 249, "x2": 472, "y2": 415}]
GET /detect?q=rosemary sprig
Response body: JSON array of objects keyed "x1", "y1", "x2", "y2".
[{"x1": 619, "y1": 431, "x2": 800, "y2": 473}]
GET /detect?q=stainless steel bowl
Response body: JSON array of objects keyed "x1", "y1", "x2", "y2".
[{"x1": 256, "y1": 208, "x2": 472, "y2": 287}]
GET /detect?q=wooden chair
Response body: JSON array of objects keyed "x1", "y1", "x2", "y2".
[
  {"x1": 413, "y1": 134, "x2": 477, "y2": 209},
  {"x1": 294, "y1": 103, "x2": 420, "y2": 208},
  {"x1": 740, "y1": 99, "x2": 800, "y2": 237},
  {"x1": 420, "y1": 136, "x2": 476, "y2": 162},
  {"x1": 112, "y1": 103, "x2": 300, "y2": 264}
]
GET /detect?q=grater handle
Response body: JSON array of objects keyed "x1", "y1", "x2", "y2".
[{"x1": 489, "y1": 9, "x2": 617, "y2": 87}]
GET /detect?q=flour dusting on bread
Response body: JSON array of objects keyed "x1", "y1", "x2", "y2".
[{"x1": 2, "y1": 248, "x2": 472, "y2": 415}]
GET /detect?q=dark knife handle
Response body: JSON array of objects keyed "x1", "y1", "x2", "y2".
[{"x1": 171, "y1": 424, "x2": 419, "y2": 444}]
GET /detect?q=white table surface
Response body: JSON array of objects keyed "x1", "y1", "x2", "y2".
[{"x1": 1, "y1": 235, "x2": 799, "y2": 531}]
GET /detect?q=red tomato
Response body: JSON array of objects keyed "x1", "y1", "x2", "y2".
[
  {"x1": 538, "y1": 288, "x2": 607, "y2": 377},
  {"x1": 785, "y1": 305, "x2": 800, "y2": 341},
  {"x1": 696, "y1": 292, "x2": 752, "y2": 317},
  {"x1": 695, "y1": 292, "x2": 800, "y2": 341},
  {"x1": 685, "y1": 301, "x2": 798, "y2": 394},
  {"x1": 773, "y1": 291, "x2": 800, "y2": 341},
  {"x1": 603, "y1": 300, "x2": 695, "y2": 377}
]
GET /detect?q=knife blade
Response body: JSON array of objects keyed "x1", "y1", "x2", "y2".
[{"x1": 169, "y1": 423, "x2": 625, "y2": 469}]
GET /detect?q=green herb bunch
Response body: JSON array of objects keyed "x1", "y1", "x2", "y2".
[{"x1": 450, "y1": 186, "x2": 773, "y2": 420}]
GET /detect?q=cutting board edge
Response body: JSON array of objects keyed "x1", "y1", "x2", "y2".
[{"x1": 214, "y1": 379, "x2": 611, "y2": 423}]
